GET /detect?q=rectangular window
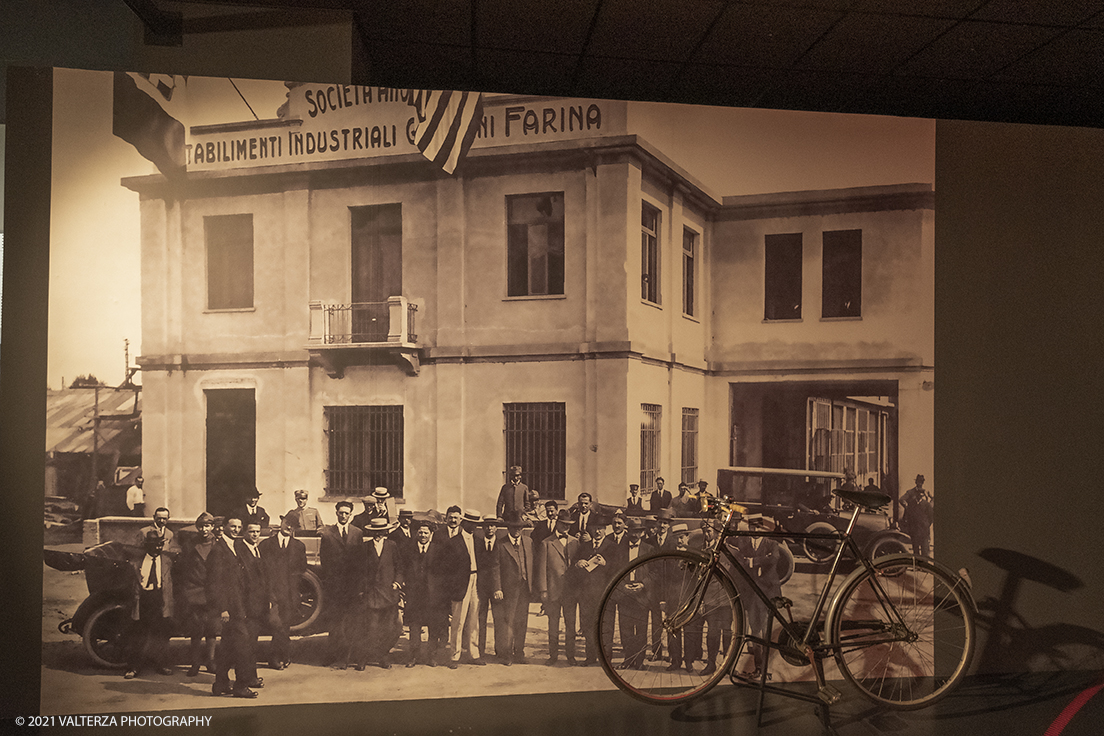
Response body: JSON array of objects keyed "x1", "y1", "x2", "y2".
[
  {"x1": 504, "y1": 402, "x2": 566, "y2": 499},
  {"x1": 325, "y1": 405, "x2": 404, "y2": 497},
  {"x1": 507, "y1": 193, "x2": 565, "y2": 296},
  {"x1": 641, "y1": 403, "x2": 662, "y2": 491},
  {"x1": 822, "y1": 229, "x2": 862, "y2": 318},
  {"x1": 681, "y1": 408, "x2": 699, "y2": 485},
  {"x1": 764, "y1": 232, "x2": 802, "y2": 320},
  {"x1": 683, "y1": 229, "x2": 697, "y2": 316},
  {"x1": 641, "y1": 204, "x2": 660, "y2": 303},
  {"x1": 206, "y1": 214, "x2": 254, "y2": 310}
]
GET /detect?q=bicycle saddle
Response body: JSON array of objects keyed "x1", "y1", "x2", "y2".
[{"x1": 835, "y1": 489, "x2": 891, "y2": 510}]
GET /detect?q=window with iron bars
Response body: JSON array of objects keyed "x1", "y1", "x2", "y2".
[
  {"x1": 641, "y1": 403, "x2": 662, "y2": 492},
  {"x1": 504, "y1": 403, "x2": 566, "y2": 500},
  {"x1": 325, "y1": 405, "x2": 404, "y2": 498},
  {"x1": 681, "y1": 407, "x2": 699, "y2": 485}
]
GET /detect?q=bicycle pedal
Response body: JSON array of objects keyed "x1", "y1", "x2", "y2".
[{"x1": 817, "y1": 684, "x2": 842, "y2": 705}]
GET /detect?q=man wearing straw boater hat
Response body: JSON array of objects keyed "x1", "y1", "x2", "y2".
[
  {"x1": 351, "y1": 517, "x2": 404, "y2": 670},
  {"x1": 446, "y1": 509, "x2": 484, "y2": 667}
]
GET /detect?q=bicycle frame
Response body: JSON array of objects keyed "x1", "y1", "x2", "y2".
[{"x1": 675, "y1": 500, "x2": 907, "y2": 667}]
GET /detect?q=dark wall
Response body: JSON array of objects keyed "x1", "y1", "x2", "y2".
[{"x1": 936, "y1": 119, "x2": 1104, "y2": 673}]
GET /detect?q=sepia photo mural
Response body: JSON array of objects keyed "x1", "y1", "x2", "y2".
[{"x1": 42, "y1": 67, "x2": 935, "y2": 714}]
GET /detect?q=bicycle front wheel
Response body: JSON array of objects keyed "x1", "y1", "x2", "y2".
[
  {"x1": 826, "y1": 556, "x2": 975, "y2": 709},
  {"x1": 596, "y1": 551, "x2": 744, "y2": 705}
]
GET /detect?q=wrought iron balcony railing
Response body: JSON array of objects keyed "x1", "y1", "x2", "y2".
[{"x1": 308, "y1": 297, "x2": 418, "y2": 347}]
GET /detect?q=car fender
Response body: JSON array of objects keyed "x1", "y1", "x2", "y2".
[{"x1": 68, "y1": 589, "x2": 130, "y2": 635}]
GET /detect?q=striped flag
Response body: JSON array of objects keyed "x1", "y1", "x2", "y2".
[
  {"x1": 112, "y1": 71, "x2": 186, "y2": 181},
  {"x1": 414, "y1": 90, "x2": 483, "y2": 175}
]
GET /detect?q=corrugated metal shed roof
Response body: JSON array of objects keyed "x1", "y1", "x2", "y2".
[{"x1": 45, "y1": 387, "x2": 141, "y2": 456}]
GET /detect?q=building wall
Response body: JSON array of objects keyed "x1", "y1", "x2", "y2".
[
  {"x1": 711, "y1": 193, "x2": 934, "y2": 368},
  {"x1": 136, "y1": 139, "x2": 933, "y2": 524}
]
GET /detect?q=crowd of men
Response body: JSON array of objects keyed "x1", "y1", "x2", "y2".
[{"x1": 117, "y1": 470, "x2": 733, "y2": 698}]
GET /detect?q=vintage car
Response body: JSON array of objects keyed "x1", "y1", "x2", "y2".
[
  {"x1": 44, "y1": 535, "x2": 324, "y2": 669},
  {"x1": 716, "y1": 466, "x2": 912, "y2": 567},
  {"x1": 749, "y1": 501, "x2": 912, "y2": 565}
]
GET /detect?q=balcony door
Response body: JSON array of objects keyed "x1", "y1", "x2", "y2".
[{"x1": 351, "y1": 204, "x2": 402, "y2": 342}]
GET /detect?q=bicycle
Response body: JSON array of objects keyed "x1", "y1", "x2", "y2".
[{"x1": 595, "y1": 487, "x2": 977, "y2": 716}]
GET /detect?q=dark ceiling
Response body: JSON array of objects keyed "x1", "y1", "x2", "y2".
[
  {"x1": 6, "y1": 0, "x2": 1104, "y2": 127},
  {"x1": 168, "y1": 0, "x2": 1104, "y2": 127}
]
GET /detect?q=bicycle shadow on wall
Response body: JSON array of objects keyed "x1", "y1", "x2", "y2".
[
  {"x1": 924, "y1": 548, "x2": 1104, "y2": 721},
  {"x1": 668, "y1": 548, "x2": 1104, "y2": 731}
]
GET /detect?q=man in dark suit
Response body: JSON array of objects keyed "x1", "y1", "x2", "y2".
[
  {"x1": 626, "y1": 484, "x2": 647, "y2": 516},
  {"x1": 495, "y1": 466, "x2": 530, "y2": 524},
  {"x1": 320, "y1": 500, "x2": 364, "y2": 669},
  {"x1": 569, "y1": 492, "x2": 595, "y2": 537},
  {"x1": 123, "y1": 530, "x2": 175, "y2": 680},
  {"x1": 258, "y1": 516, "x2": 307, "y2": 670},
  {"x1": 353, "y1": 487, "x2": 391, "y2": 531},
  {"x1": 664, "y1": 523, "x2": 702, "y2": 673},
  {"x1": 207, "y1": 516, "x2": 258, "y2": 698},
  {"x1": 473, "y1": 516, "x2": 502, "y2": 664},
  {"x1": 612, "y1": 517, "x2": 658, "y2": 669},
  {"x1": 389, "y1": 509, "x2": 416, "y2": 552},
  {"x1": 531, "y1": 501, "x2": 559, "y2": 549},
  {"x1": 235, "y1": 521, "x2": 268, "y2": 689},
  {"x1": 177, "y1": 512, "x2": 219, "y2": 677},
  {"x1": 576, "y1": 518, "x2": 610, "y2": 665},
  {"x1": 647, "y1": 507, "x2": 678, "y2": 550},
  {"x1": 404, "y1": 520, "x2": 443, "y2": 667},
  {"x1": 492, "y1": 515, "x2": 534, "y2": 665},
  {"x1": 136, "y1": 506, "x2": 174, "y2": 548},
  {"x1": 235, "y1": 488, "x2": 271, "y2": 531},
  {"x1": 650, "y1": 477, "x2": 672, "y2": 512},
  {"x1": 351, "y1": 518, "x2": 405, "y2": 669},
  {"x1": 536, "y1": 510, "x2": 579, "y2": 665}
]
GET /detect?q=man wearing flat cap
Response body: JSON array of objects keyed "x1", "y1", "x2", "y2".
[
  {"x1": 284, "y1": 489, "x2": 323, "y2": 536},
  {"x1": 178, "y1": 512, "x2": 220, "y2": 677}
]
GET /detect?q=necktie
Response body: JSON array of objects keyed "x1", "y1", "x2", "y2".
[
  {"x1": 487, "y1": 540, "x2": 492, "y2": 552},
  {"x1": 341, "y1": 526, "x2": 347, "y2": 542},
  {"x1": 420, "y1": 544, "x2": 427, "y2": 555},
  {"x1": 146, "y1": 556, "x2": 158, "y2": 588}
]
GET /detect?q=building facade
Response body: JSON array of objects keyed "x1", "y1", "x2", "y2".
[{"x1": 126, "y1": 88, "x2": 934, "y2": 521}]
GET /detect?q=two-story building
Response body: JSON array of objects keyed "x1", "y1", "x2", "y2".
[{"x1": 125, "y1": 87, "x2": 933, "y2": 520}]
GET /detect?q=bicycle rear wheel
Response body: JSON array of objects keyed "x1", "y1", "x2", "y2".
[
  {"x1": 826, "y1": 555, "x2": 975, "y2": 709},
  {"x1": 596, "y1": 551, "x2": 744, "y2": 705}
]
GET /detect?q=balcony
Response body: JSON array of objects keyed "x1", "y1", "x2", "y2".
[{"x1": 307, "y1": 296, "x2": 421, "y2": 377}]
